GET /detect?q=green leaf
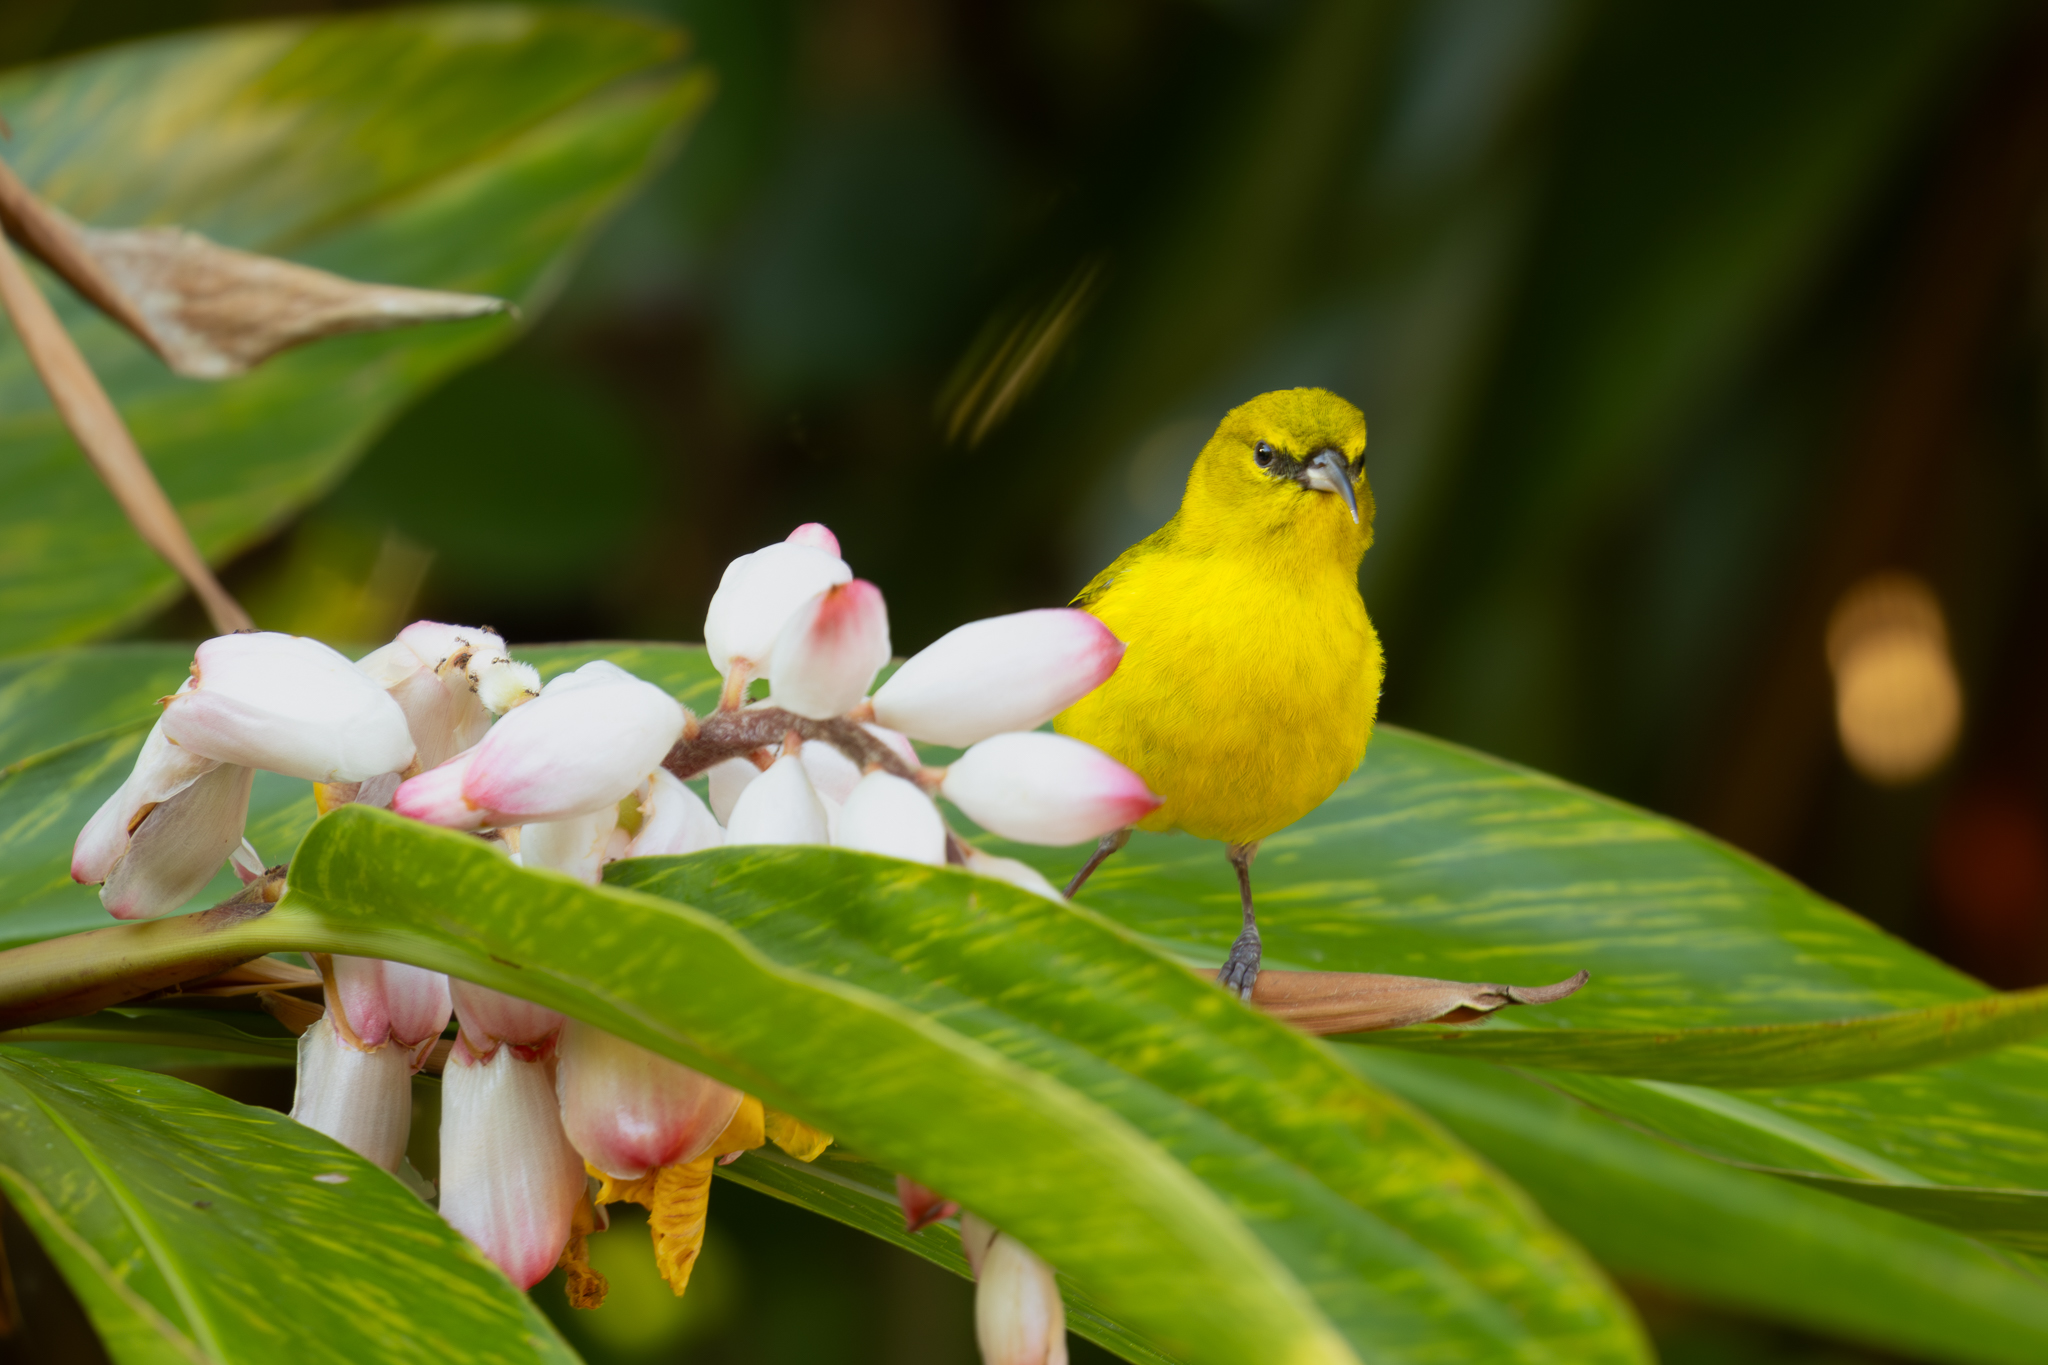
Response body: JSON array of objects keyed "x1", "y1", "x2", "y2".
[
  {"x1": 0, "y1": 1005, "x2": 298, "y2": 1070},
  {"x1": 253, "y1": 803, "x2": 1648, "y2": 1365},
  {"x1": 1002, "y1": 726, "x2": 2048, "y2": 1248},
  {"x1": 1349, "y1": 1050, "x2": 2048, "y2": 1365},
  {"x1": 0, "y1": 7, "x2": 706, "y2": 654},
  {"x1": 0, "y1": 1046, "x2": 575, "y2": 1365},
  {"x1": 1345, "y1": 984, "x2": 2048, "y2": 1086},
  {"x1": 613, "y1": 846, "x2": 1644, "y2": 1365}
]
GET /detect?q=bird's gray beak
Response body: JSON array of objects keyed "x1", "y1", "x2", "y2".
[{"x1": 1300, "y1": 448, "x2": 1359, "y2": 523}]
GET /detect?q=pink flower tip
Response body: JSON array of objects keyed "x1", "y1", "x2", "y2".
[
  {"x1": 391, "y1": 750, "x2": 485, "y2": 830},
  {"x1": 786, "y1": 522, "x2": 841, "y2": 556},
  {"x1": 939, "y1": 733, "x2": 1160, "y2": 846}
]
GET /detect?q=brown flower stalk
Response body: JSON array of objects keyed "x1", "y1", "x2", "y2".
[{"x1": 0, "y1": 219, "x2": 254, "y2": 634}]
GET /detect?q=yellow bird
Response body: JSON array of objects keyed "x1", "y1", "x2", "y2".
[{"x1": 1055, "y1": 387, "x2": 1381, "y2": 998}]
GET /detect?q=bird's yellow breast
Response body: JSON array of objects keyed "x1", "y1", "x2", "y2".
[{"x1": 1055, "y1": 544, "x2": 1381, "y2": 845}]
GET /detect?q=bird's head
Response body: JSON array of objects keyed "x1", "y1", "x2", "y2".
[{"x1": 1177, "y1": 388, "x2": 1373, "y2": 567}]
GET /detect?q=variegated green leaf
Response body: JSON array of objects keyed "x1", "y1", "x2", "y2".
[
  {"x1": 1348, "y1": 984, "x2": 2048, "y2": 1086},
  {"x1": 997, "y1": 727, "x2": 2048, "y2": 1251},
  {"x1": 1350, "y1": 1050, "x2": 2048, "y2": 1365},
  {"x1": 253, "y1": 804, "x2": 1641, "y2": 1365},
  {"x1": 0, "y1": 1046, "x2": 575, "y2": 1365}
]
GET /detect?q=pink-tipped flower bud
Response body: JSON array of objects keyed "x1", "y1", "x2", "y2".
[
  {"x1": 331, "y1": 957, "x2": 452, "y2": 1056},
  {"x1": 290, "y1": 1011, "x2": 416, "y2": 1172},
  {"x1": 836, "y1": 771, "x2": 945, "y2": 865},
  {"x1": 450, "y1": 979, "x2": 563, "y2": 1054},
  {"x1": 968, "y1": 1220, "x2": 1069, "y2": 1365},
  {"x1": 390, "y1": 746, "x2": 483, "y2": 829},
  {"x1": 162, "y1": 632, "x2": 416, "y2": 783},
  {"x1": 940, "y1": 733, "x2": 1160, "y2": 846},
  {"x1": 725, "y1": 752, "x2": 830, "y2": 845},
  {"x1": 703, "y1": 542, "x2": 852, "y2": 680},
  {"x1": 556, "y1": 1020, "x2": 743, "y2": 1180},
  {"x1": 769, "y1": 580, "x2": 891, "y2": 720},
  {"x1": 396, "y1": 661, "x2": 685, "y2": 828},
  {"x1": 627, "y1": 769, "x2": 725, "y2": 857},
  {"x1": 439, "y1": 1038, "x2": 585, "y2": 1289},
  {"x1": 873, "y1": 610, "x2": 1125, "y2": 747},
  {"x1": 98, "y1": 761, "x2": 255, "y2": 920},
  {"x1": 356, "y1": 622, "x2": 530, "y2": 770},
  {"x1": 786, "y1": 522, "x2": 841, "y2": 556}
]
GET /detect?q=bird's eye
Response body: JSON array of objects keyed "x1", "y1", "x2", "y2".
[{"x1": 1254, "y1": 441, "x2": 1275, "y2": 469}]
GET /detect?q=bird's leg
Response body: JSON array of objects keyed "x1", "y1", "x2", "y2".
[
  {"x1": 1216, "y1": 841, "x2": 1262, "y2": 1001},
  {"x1": 1064, "y1": 827, "x2": 1131, "y2": 899}
]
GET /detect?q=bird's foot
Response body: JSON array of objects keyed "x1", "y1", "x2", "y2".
[{"x1": 1216, "y1": 927, "x2": 1261, "y2": 1001}]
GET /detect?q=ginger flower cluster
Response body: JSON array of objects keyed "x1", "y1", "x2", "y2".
[{"x1": 71, "y1": 524, "x2": 1147, "y2": 1365}]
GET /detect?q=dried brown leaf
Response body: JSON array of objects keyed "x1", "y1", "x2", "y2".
[
  {"x1": 0, "y1": 157, "x2": 507, "y2": 379},
  {"x1": 1245, "y1": 967, "x2": 1590, "y2": 1035},
  {"x1": 80, "y1": 225, "x2": 508, "y2": 379}
]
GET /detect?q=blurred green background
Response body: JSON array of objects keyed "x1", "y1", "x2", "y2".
[{"x1": 7, "y1": 0, "x2": 2048, "y2": 1362}]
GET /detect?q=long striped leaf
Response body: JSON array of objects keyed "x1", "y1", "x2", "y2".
[
  {"x1": 252, "y1": 803, "x2": 1654, "y2": 1365},
  {"x1": 1344, "y1": 985, "x2": 2048, "y2": 1086},
  {"x1": 1006, "y1": 727, "x2": 2048, "y2": 1252},
  {"x1": 0, "y1": 1047, "x2": 575, "y2": 1365},
  {"x1": 613, "y1": 846, "x2": 1644, "y2": 1365}
]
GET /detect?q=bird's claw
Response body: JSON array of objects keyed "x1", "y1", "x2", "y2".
[{"x1": 1216, "y1": 928, "x2": 1261, "y2": 1002}]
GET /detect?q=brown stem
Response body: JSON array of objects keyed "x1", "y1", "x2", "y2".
[
  {"x1": 0, "y1": 158, "x2": 159, "y2": 360},
  {"x1": 663, "y1": 708, "x2": 931, "y2": 788},
  {"x1": 0, "y1": 872, "x2": 283, "y2": 1029},
  {"x1": 0, "y1": 220, "x2": 253, "y2": 635}
]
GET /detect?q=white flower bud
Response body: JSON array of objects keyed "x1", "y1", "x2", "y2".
[
  {"x1": 964, "y1": 848, "x2": 1066, "y2": 902},
  {"x1": 768, "y1": 580, "x2": 891, "y2": 720},
  {"x1": 100, "y1": 762, "x2": 255, "y2": 921},
  {"x1": 940, "y1": 733, "x2": 1161, "y2": 846},
  {"x1": 973, "y1": 1226, "x2": 1069, "y2": 1365},
  {"x1": 725, "y1": 752, "x2": 829, "y2": 845},
  {"x1": 290, "y1": 1012, "x2": 415, "y2": 1172},
  {"x1": 836, "y1": 771, "x2": 945, "y2": 865},
  {"x1": 521, "y1": 806, "x2": 620, "y2": 886},
  {"x1": 703, "y1": 541, "x2": 851, "y2": 679},
  {"x1": 873, "y1": 609, "x2": 1125, "y2": 747},
  {"x1": 626, "y1": 769, "x2": 725, "y2": 857},
  {"x1": 799, "y1": 738, "x2": 863, "y2": 804},
  {"x1": 440, "y1": 1039, "x2": 585, "y2": 1289},
  {"x1": 556, "y1": 1020, "x2": 743, "y2": 1180},
  {"x1": 707, "y1": 756, "x2": 760, "y2": 824},
  {"x1": 164, "y1": 632, "x2": 416, "y2": 783},
  {"x1": 72, "y1": 713, "x2": 219, "y2": 885}
]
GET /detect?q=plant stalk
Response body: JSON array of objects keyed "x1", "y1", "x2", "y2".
[
  {"x1": 663, "y1": 708, "x2": 933, "y2": 787},
  {"x1": 0, "y1": 219, "x2": 253, "y2": 634}
]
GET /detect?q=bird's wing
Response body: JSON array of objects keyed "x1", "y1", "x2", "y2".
[
  {"x1": 1070, "y1": 562, "x2": 1120, "y2": 610},
  {"x1": 1071, "y1": 521, "x2": 1177, "y2": 610}
]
